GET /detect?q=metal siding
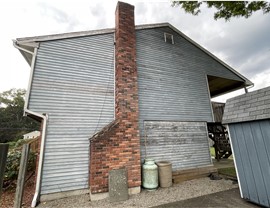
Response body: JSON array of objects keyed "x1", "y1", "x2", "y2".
[
  {"x1": 28, "y1": 33, "x2": 115, "y2": 194},
  {"x1": 229, "y1": 120, "x2": 270, "y2": 207},
  {"x1": 141, "y1": 121, "x2": 212, "y2": 170},
  {"x1": 136, "y1": 28, "x2": 214, "y2": 169},
  {"x1": 136, "y1": 28, "x2": 213, "y2": 126}
]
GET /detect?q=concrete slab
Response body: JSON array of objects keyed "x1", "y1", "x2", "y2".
[
  {"x1": 109, "y1": 168, "x2": 128, "y2": 202},
  {"x1": 153, "y1": 188, "x2": 260, "y2": 208}
]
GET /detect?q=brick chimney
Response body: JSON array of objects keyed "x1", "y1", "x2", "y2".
[{"x1": 89, "y1": 1, "x2": 141, "y2": 196}]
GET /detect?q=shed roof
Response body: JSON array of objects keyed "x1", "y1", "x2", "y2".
[
  {"x1": 223, "y1": 86, "x2": 270, "y2": 124},
  {"x1": 14, "y1": 23, "x2": 253, "y2": 96}
]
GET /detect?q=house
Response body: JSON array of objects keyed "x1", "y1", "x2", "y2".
[
  {"x1": 14, "y1": 1, "x2": 252, "y2": 206},
  {"x1": 23, "y1": 130, "x2": 40, "y2": 140},
  {"x1": 223, "y1": 86, "x2": 270, "y2": 207}
]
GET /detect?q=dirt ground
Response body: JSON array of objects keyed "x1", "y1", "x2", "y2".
[{"x1": 0, "y1": 173, "x2": 35, "y2": 208}]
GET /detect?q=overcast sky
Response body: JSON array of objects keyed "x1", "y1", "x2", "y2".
[{"x1": 1, "y1": 0, "x2": 270, "y2": 102}]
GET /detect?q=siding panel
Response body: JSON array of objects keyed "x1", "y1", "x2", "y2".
[
  {"x1": 136, "y1": 28, "x2": 213, "y2": 132},
  {"x1": 29, "y1": 33, "x2": 115, "y2": 194},
  {"x1": 229, "y1": 120, "x2": 270, "y2": 207},
  {"x1": 136, "y1": 28, "x2": 215, "y2": 169},
  {"x1": 141, "y1": 121, "x2": 212, "y2": 170}
]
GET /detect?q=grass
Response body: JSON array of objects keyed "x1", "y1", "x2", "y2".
[
  {"x1": 210, "y1": 147, "x2": 215, "y2": 157},
  {"x1": 218, "y1": 167, "x2": 237, "y2": 177}
]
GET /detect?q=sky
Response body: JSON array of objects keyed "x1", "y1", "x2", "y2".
[{"x1": 1, "y1": 0, "x2": 270, "y2": 102}]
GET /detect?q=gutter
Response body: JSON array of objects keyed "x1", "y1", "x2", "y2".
[{"x1": 13, "y1": 41, "x2": 48, "y2": 207}]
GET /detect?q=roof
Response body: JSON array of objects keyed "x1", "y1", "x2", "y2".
[
  {"x1": 223, "y1": 86, "x2": 270, "y2": 124},
  {"x1": 14, "y1": 22, "x2": 253, "y2": 92}
]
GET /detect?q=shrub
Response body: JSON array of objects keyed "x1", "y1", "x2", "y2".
[
  {"x1": 14, "y1": 139, "x2": 28, "y2": 148},
  {"x1": 4, "y1": 149, "x2": 36, "y2": 185}
]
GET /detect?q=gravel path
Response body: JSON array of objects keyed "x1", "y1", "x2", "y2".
[{"x1": 38, "y1": 177, "x2": 238, "y2": 208}]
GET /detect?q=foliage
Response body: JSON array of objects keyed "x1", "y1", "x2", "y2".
[
  {"x1": 4, "y1": 149, "x2": 36, "y2": 184},
  {"x1": 172, "y1": 1, "x2": 270, "y2": 21},
  {"x1": 8, "y1": 138, "x2": 30, "y2": 150},
  {"x1": 0, "y1": 88, "x2": 40, "y2": 143}
]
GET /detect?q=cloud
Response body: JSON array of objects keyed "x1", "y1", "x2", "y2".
[
  {"x1": 200, "y1": 11, "x2": 270, "y2": 77},
  {"x1": 0, "y1": 0, "x2": 269, "y2": 103},
  {"x1": 89, "y1": 2, "x2": 109, "y2": 29},
  {"x1": 37, "y1": 2, "x2": 80, "y2": 32}
]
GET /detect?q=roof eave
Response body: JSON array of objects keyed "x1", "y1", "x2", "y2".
[{"x1": 15, "y1": 22, "x2": 253, "y2": 87}]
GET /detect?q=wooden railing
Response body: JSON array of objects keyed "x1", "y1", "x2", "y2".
[{"x1": 27, "y1": 137, "x2": 40, "y2": 153}]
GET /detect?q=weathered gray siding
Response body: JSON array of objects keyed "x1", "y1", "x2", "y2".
[
  {"x1": 229, "y1": 120, "x2": 270, "y2": 207},
  {"x1": 212, "y1": 102, "x2": 225, "y2": 123},
  {"x1": 223, "y1": 86, "x2": 270, "y2": 124},
  {"x1": 29, "y1": 33, "x2": 115, "y2": 194},
  {"x1": 136, "y1": 27, "x2": 216, "y2": 168},
  {"x1": 136, "y1": 27, "x2": 214, "y2": 123},
  {"x1": 141, "y1": 121, "x2": 212, "y2": 170}
]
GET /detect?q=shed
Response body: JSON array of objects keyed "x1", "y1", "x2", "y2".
[{"x1": 223, "y1": 86, "x2": 270, "y2": 207}]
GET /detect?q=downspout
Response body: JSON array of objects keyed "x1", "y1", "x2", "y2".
[
  {"x1": 13, "y1": 41, "x2": 48, "y2": 207},
  {"x1": 244, "y1": 83, "x2": 254, "y2": 94},
  {"x1": 27, "y1": 110, "x2": 47, "y2": 207}
]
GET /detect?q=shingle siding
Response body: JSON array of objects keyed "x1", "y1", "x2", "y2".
[{"x1": 223, "y1": 86, "x2": 270, "y2": 124}]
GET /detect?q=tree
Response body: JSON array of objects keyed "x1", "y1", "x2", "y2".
[
  {"x1": 0, "y1": 89, "x2": 40, "y2": 143},
  {"x1": 172, "y1": 1, "x2": 270, "y2": 21}
]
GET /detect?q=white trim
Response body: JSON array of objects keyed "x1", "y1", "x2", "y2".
[
  {"x1": 226, "y1": 124, "x2": 243, "y2": 198},
  {"x1": 15, "y1": 22, "x2": 252, "y2": 87},
  {"x1": 13, "y1": 40, "x2": 34, "y2": 55},
  {"x1": 16, "y1": 28, "x2": 115, "y2": 43},
  {"x1": 24, "y1": 48, "x2": 37, "y2": 113},
  {"x1": 13, "y1": 41, "x2": 38, "y2": 114}
]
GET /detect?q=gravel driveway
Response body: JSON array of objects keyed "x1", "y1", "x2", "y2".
[{"x1": 38, "y1": 177, "x2": 238, "y2": 208}]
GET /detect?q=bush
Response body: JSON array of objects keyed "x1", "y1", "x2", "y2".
[
  {"x1": 15, "y1": 139, "x2": 28, "y2": 148},
  {"x1": 7, "y1": 139, "x2": 28, "y2": 150},
  {"x1": 4, "y1": 149, "x2": 36, "y2": 185}
]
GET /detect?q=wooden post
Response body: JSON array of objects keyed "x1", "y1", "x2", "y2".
[
  {"x1": 14, "y1": 144, "x2": 30, "y2": 208},
  {"x1": 0, "y1": 143, "x2": 9, "y2": 199}
]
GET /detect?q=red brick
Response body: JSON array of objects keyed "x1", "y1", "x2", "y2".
[{"x1": 89, "y1": 2, "x2": 141, "y2": 194}]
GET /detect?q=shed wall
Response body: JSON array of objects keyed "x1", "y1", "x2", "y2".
[
  {"x1": 229, "y1": 120, "x2": 270, "y2": 207},
  {"x1": 29, "y1": 34, "x2": 115, "y2": 194},
  {"x1": 142, "y1": 121, "x2": 212, "y2": 170}
]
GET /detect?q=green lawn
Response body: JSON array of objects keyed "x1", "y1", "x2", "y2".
[
  {"x1": 218, "y1": 167, "x2": 236, "y2": 177},
  {"x1": 210, "y1": 147, "x2": 215, "y2": 157}
]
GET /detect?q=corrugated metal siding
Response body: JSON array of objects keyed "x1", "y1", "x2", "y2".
[
  {"x1": 29, "y1": 33, "x2": 115, "y2": 194},
  {"x1": 229, "y1": 120, "x2": 270, "y2": 207},
  {"x1": 136, "y1": 28, "x2": 215, "y2": 169},
  {"x1": 141, "y1": 121, "x2": 212, "y2": 170},
  {"x1": 136, "y1": 28, "x2": 214, "y2": 124}
]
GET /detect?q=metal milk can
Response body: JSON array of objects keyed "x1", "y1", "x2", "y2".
[{"x1": 142, "y1": 158, "x2": 158, "y2": 189}]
